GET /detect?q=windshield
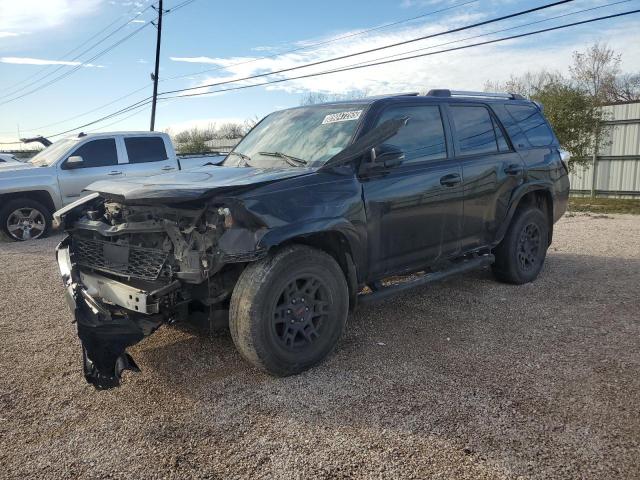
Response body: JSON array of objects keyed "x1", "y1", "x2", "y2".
[
  {"x1": 223, "y1": 104, "x2": 366, "y2": 168},
  {"x1": 29, "y1": 138, "x2": 78, "y2": 167}
]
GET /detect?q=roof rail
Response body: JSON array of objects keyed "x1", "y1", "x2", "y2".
[{"x1": 426, "y1": 89, "x2": 525, "y2": 100}]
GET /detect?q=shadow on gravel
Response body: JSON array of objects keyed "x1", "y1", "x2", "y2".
[{"x1": 139, "y1": 251, "x2": 640, "y2": 395}]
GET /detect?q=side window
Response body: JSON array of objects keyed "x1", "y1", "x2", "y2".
[
  {"x1": 125, "y1": 136, "x2": 168, "y2": 164},
  {"x1": 66, "y1": 139, "x2": 118, "y2": 169},
  {"x1": 375, "y1": 105, "x2": 447, "y2": 163},
  {"x1": 450, "y1": 105, "x2": 499, "y2": 155},
  {"x1": 505, "y1": 104, "x2": 554, "y2": 147}
]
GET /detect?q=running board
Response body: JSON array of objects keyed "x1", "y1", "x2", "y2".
[{"x1": 358, "y1": 254, "x2": 494, "y2": 305}]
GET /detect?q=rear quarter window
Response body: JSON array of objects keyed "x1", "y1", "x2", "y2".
[
  {"x1": 505, "y1": 104, "x2": 555, "y2": 147},
  {"x1": 125, "y1": 136, "x2": 168, "y2": 164}
]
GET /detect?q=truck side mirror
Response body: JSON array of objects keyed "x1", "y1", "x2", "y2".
[
  {"x1": 371, "y1": 144, "x2": 405, "y2": 168},
  {"x1": 65, "y1": 156, "x2": 85, "y2": 169}
]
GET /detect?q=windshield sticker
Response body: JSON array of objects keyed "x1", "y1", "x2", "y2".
[{"x1": 322, "y1": 110, "x2": 363, "y2": 125}]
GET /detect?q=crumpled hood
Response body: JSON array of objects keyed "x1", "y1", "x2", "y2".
[{"x1": 86, "y1": 165, "x2": 316, "y2": 204}]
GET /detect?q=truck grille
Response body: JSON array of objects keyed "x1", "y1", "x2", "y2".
[{"x1": 73, "y1": 238, "x2": 168, "y2": 281}]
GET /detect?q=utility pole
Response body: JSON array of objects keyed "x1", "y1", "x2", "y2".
[{"x1": 150, "y1": 0, "x2": 163, "y2": 131}]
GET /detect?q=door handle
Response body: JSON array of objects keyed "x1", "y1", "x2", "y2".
[
  {"x1": 162, "y1": 166, "x2": 176, "y2": 171},
  {"x1": 440, "y1": 173, "x2": 461, "y2": 187},
  {"x1": 504, "y1": 164, "x2": 523, "y2": 175},
  {"x1": 108, "y1": 171, "x2": 123, "y2": 176}
]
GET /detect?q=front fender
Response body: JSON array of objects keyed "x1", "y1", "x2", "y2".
[
  {"x1": 259, "y1": 217, "x2": 363, "y2": 262},
  {"x1": 0, "y1": 167, "x2": 62, "y2": 210}
]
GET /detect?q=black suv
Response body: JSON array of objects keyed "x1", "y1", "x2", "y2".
[{"x1": 55, "y1": 90, "x2": 569, "y2": 389}]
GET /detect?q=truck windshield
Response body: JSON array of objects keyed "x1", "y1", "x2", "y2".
[
  {"x1": 223, "y1": 104, "x2": 366, "y2": 168},
  {"x1": 29, "y1": 138, "x2": 78, "y2": 167}
]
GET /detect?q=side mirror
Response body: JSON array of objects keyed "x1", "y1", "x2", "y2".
[
  {"x1": 371, "y1": 144, "x2": 405, "y2": 168},
  {"x1": 65, "y1": 156, "x2": 84, "y2": 169}
]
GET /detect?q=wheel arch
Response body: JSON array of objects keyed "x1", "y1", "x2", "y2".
[
  {"x1": 0, "y1": 191, "x2": 57, "y2": 217},
  {"x1": 496, "y1": 184, "x2": 554, "y2": 246},
  {"x1": 261, "y1": 226, "x2": 360, "y2": 311}
]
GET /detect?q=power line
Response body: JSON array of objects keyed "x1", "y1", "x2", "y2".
[
  {"x1": 167, "y1": 0, "x2": 198, "y2": 13},
  {"x1": 0, "y1": 22, "x2": 154, "y2": 107},
  {"x1": 316, "y1": 0, "x2": 636, "y2": 78},
  {"x1": 0, "y1": 2, "x2": 158, "y2": 100},
  {"x1": 163, "y1": 0, "x2": 479, "y2": 83},
  {"x1": 87, "y1": 103, "x2": 153, "y2": 132},
  {"x1": 0, "y1": 84, "x2": 152, "y2": 135},
  {"x1": 0, "y1": 0, "x2": 199, "y2": 136},
  {"x1": 159, "y1": 0, "x2": 577, "y2": 97},
  {"x1": 3, "y1": 0, "x2": 460, "y2": 137},
  {"x1": 0, "y1": 0, "x2": 199, "y2": 108},
  {"x1": 160, "y1": 9, "x2": 640, "y2": 100},
  {"x1": 8, "y1": 3, "x2": 636, "y2": 141},
  {"x1": 46, "y1": 97, "x2": 155, "y2": 138}
]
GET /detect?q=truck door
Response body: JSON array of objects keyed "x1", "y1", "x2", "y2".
[
  {"x1": 56, "y1": 138, "x2": 123, "y2": 205},
  {"x1": 119, "y1": 135, "x2": 178, "y2": 178},
  {"x1": 446, "y1": 103, "x2": 525, "y2": 250},
  {"x1": 361, "y1": 103, "x2": 463, "y2": 279}
]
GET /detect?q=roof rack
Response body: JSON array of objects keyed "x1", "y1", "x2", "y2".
[{"x1": 426, "y1": 89, "x2": 525, "y2": 100}]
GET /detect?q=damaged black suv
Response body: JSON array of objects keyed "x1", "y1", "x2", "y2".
[{"x1": 55, "y1": 90, "x2": 569, "y2": 389}]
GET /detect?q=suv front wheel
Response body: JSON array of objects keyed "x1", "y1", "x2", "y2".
[
  {"x1": 492, "y1": 206, "x2": 549, "y2": 284},
  {"x1": 230, "y1": 245, "x2": 349, "y2": 376}
]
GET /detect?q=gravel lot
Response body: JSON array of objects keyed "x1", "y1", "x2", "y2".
[{"x1": 1, "y1": 214, "x2": 639, "y2": 479}]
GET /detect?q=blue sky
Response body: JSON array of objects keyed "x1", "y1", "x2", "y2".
[{"x1": 0, "y1": 0, "x2": 639, "y2": 144}]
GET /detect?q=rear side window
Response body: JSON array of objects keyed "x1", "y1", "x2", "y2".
[
  {"x1": 450, "y1": 105, "x2": 499, "y2": 155},
  {"x1": 67, "y1": 139, "x2": 118, "y2": 168},
  {"x1": 375, "y1": 105, "x2": 447, "y2": 163},
  {"x1": 505, "y1": 104, "x2": 554, "y2": 147},
  {"x1": 125, "y1": 137, "x2": 168, "y2": 164}
]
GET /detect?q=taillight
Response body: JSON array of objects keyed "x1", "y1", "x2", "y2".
[{"x1": 558, "y1": 148, "x2": 570, "y2": 173}]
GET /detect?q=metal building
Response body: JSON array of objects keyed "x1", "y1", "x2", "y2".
[{"x1": 569, "y1": 101, "x2": 640, "y2": 198}]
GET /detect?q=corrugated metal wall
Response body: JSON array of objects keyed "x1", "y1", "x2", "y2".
[{"x1": 569, "y1": 101, "x2": 640, "y2": 197}]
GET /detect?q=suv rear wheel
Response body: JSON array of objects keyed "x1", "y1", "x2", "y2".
[
  {"x1": 492, "y1": 206, "x2": 548, "y2": 284},
  {"x1": 229, "y1": 245, "x2": 349, "y2": 376},
  {"x1": 0, "y1": 198, "x2": 51, "y2": 241}
]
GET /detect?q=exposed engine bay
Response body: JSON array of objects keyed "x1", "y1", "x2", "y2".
[{"x1": 56, "y1": 194, "x2": 267, "y2": 389}]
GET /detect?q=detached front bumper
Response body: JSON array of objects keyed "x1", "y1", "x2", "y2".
[{"x1": 56, "y1": 237, "x2": 163, "y2": 389}]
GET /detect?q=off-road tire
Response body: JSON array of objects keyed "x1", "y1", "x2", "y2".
[
  {"x1": 229, "y1": 245, "x2": 349, "y2": 376},
  {"x1": 0, "y1": 198, "x2": 52, "y2": 242},
  {"x1": 492, "y1": 207, "x2": 548, "y2": 284}
]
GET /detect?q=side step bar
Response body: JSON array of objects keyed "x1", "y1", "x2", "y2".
[{"x1": 358, "y1": 254, "x2": 495, "y2": 305}]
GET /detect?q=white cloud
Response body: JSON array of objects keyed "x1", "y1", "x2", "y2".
[
  {"x1": 0, "y1": 1, "x2": 102, "y2": 35},
  {"x1": 170, "y1": 56, "x2": 224, "y2": 64},
  {"x1": 0, "y1": 57, "x2": 103, "y2": 67},
  {"x1": 167, "y1": 13, "x2": 640, "y2": 99},
  {"x1": 130, "y1": 19, "x2": 145, "y2": 23},
  {"x1": 0, "y1": 31, "x2": 20, "y2": 38}
]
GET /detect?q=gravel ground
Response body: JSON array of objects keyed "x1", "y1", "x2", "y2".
[{"x1": 1, "y1": 213, "x2": 639, "y2": 479}]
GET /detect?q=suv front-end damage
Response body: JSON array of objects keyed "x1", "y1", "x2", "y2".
[{"x1": 55, "y1": 192, "x2": 267, "y2": 389}]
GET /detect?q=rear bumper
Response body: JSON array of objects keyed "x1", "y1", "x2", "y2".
[{"x1": 56, "y1": 237, "x2": 163, "y2": 389}]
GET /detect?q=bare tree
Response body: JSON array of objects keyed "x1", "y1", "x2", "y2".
[
  {"x1": 609, "y1": 73, "x2": 640, "y2": 102},
  {"x1": 484, "y1": 70, "x2": 563, "y2": 98},
  {"x1": 569, "y1": 42, "x2": 621, "y2": 103},
  {"x1": 170, "y1": 120, "x2": 256, "y2": 154}
]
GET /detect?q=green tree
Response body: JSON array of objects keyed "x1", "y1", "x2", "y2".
[{"x1": 531, "y1": 82, "x2": 605, "y2": 165}]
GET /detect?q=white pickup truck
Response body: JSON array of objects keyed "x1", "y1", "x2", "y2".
[{"x1": 0, "y1": 131, "x2": 224, "y2": 241}]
